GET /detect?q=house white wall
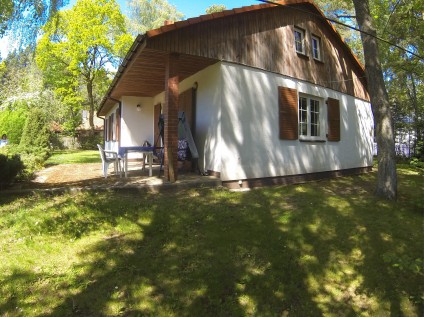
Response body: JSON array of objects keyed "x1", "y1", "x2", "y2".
[
  {"x1": 120, "y1": 96, "x2": 155, "y2": 146},
  {"x1": 105, "y1": 60, "x2": 373, "y2": 182},
  {"x1": 104, "y1": 97, "x2": 154, "y2": 159},
  {"x1": 215, "y1": 62, "x2": 374, "y2": 181},
  {"x1": 188, "y1": 64, "x2": 223, "y2": 174}
]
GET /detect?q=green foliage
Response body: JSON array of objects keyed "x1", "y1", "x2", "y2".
[
  {"x1": 19, "y1": 108, "x2": 51, "y2": 159},
  {"x1": 410, "y1": 157, "x2": 424, "y2": 169},
  {"x1": 0, "y1": 153, "x2": 24, "y2": 187},
  {"x1": 0, "y1": 0, "x2": 67, "y2": 48},
  {"x1": 315, "y1": 0, "x2": 424, "y2": 159},
  {"x1": 0, "y1": 105, "x2": 27, "y2": 144},
  {"x1": 36, "y1": 0, "x2": 132, "y2": 132},
  {"x1": 205, "y1": 4, "x2": 227, "y2": 14},
  {"x1": 78, "y1": 132, "x2": 104, "y2": 150},
  {"x1": 126, "y1": 0, "x2": 184, "y2": 35},
  {"x1": 0, "y1": 49, "x2": 68, "y2": 144}
]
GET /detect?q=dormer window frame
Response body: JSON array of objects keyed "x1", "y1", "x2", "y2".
[
  {"x1": 311, "y1": 34, "x2": 322, "y2": 61},
  {"x1": 294, "y1": 26, "x2": 306, "y2": 55}
]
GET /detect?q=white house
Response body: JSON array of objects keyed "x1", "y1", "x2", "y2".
[{"x1": 97, "y1": 0, "x2": 374, "y2": 188}]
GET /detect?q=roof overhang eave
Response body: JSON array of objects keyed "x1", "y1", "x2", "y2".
[{"x1": 98, "y1": 34, "x2": 148, "y2": 117}]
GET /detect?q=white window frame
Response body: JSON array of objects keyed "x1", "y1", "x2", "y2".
[
  {"x1": 298, "y1": 94, "x2": 326, "y2": 141},
  {"x1": 311, "y1": 35, "x2": 322, "y2": 60},
  {"x1": 294, "y1": 27, "x2": 306, "y2": 55}
]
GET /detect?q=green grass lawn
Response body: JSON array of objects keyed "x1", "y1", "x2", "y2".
[
  {"x1": 45, "y1": 150, "x2": 100, "y2": 165},
  {"x1": 0, "y1": 165, "x2": 423, "y2": 316}
]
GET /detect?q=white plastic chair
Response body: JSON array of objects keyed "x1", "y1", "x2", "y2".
[{"x1": 97, "y1": 144, "x2": 122, "y2": 178}]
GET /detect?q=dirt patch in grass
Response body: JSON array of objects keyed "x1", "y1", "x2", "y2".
[{"x1": 11, "y1": 163, "x2": 122, "y2": 190}]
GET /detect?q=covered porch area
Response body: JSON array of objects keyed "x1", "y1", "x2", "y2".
[{"x1": 98, "y1": 34, "x2": 218, "y2": 183}]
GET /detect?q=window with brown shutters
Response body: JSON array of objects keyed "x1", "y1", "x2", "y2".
[
  {"x1": 104, "y1": 118, "x2": 109, "y2": 141},
  {"x1": 327, "y1": 98, "x2": 340, "y2": 141},
  {"x1": 108, "y1": 113, "x2": 114, "y2": 141},
  {"x1": 115, "y1": 107, "x2": 121, "y2": 143},
  {"x1": 278, "y1": 86, "x2": 298, "y2": 140}
]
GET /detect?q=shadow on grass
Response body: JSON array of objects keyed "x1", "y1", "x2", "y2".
[{"x1": 1, "y1": 171, "x2": 423, "y2": 316}]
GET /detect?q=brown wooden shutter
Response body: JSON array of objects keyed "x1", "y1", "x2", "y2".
[
  {"x1": 279, "y1": 86, "x2": 298, "y2": 140},
  {"x1": 104, "y1": 118, "x2": 109, "y2": 141},
  {"x1": 327, "y1": 98, "x2": 340, "y2": 141},
  {"x1": 109, "y1": 113, "x2": 114, "y2": 141},
  {"x1": 115, "y1": 107, "x2": 121, "y2": 144}
]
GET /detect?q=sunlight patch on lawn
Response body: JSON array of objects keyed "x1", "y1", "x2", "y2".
[
  {"x1": 306, "y1": 247, "x2": 394, "y2": 317},
  {"x1": 238, "y1": 294, "x2": 256, "y2": 315}
]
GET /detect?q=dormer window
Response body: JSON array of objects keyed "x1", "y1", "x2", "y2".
[
  {"x1": 312, "y1": 35, "x2": 321, "y2": 60},
  {"x1": 294, "y1": 27, "x2": 305, "y2": 54}
]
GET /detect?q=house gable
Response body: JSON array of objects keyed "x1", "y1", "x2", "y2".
[
  {"x1": 145, "y1": 1, "x2": 368, "y2": 101},
  {"x1": 99, "y1": 0, "x2": 369, "y2": 115}
]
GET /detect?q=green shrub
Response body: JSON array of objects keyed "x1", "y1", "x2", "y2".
[
  {"x1": 415, "y1": 140, "x2": 424, "y2": 160},
  {"x1": 410, "y1": 157, "x2": 424, "y2": 169},
  {"x1": 0, "y1": 154, "x2": 25, "y2": 188},
  {"x1": 0, "y1": 105, "x2": 28, "y2": 144},
  {"x1": 3, "y1": 140, "x2": 49, "y2": 181},
  {"x1": 19, "y1": 108, "x2": 52, "y2": 158},
  {"x1": 79, "y1": 132, "x2": 103, "y2": 150}
]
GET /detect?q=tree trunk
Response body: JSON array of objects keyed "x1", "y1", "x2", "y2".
[
  {"x1": 87, "y1": 79, "x2": 95, "y2": 131},
  {"x1": 408, "y1": 74, "x2": 421, "y2": 158},
  {"x1": 352, "y1": 0, "x2": 397, "y2": 200}
]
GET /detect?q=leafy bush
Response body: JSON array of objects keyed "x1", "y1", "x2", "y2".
[
  {"x1": 0, "y1": 154, "x2": 25, "y2": 188},
  {"x1": 0, "y1": 104, "x2": 28, "y2": 144},
  {"x1": 19, "y1": 108, "x2": 52, "y2": 160},
  {"x1": 415, "y1": 140, "x2": 424, "y2": 160},
  {"x1": 410, "y1": 157, "x2": 424, "y2": 169},
  {"x1": 79, "y1": 132, "x2": 103, "y2": 150},
  {"x1": 2, "y1": 144, "x2": 47, "y2": 180}
]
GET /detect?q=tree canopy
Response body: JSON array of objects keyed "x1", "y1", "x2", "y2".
[
  {"x1": 36, "y1": 0, "x2": 133, "y2": 131},
  {"x1": 314, "y1": 0, "x2": 423, "y2": 199},
  {"x1": 0, "y1": 0, "x2": 68, "y2": 48},
  {"x1": 205, "y1": 4, "x2": 227, "y2": 14},
  {"x1": 126, "y1": 0, "x2": 184, "y2": 36}
]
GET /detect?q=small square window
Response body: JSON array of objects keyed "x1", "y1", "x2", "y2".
[
  {"x1": 312, "y1": 35, "x2": 321, "y2": 60},
  {"x1": 294, "y1": 27, "x2": 305, "y2": 54}
]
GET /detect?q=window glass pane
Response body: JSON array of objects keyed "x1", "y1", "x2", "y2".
[
  {"x1": 295, "y1": 29, "x2": 303, "y2": 53},
  {"x1": 299, "y1": 97, "x2": 308, "y2": 136},
  {"x1": 312, "y1": 36, "x2": 320, "y2": 59},
  {"x1": 310, "y1": 99, "x2": 320, "y2": 136}
]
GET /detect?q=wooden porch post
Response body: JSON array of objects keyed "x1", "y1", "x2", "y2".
[{"x1": 164, "y1": 53, "x2": 179, "y2": 182}]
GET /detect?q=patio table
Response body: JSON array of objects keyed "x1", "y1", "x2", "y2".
[{"x1": 118, "y1": 146, "x2": 155, "y2": 177}]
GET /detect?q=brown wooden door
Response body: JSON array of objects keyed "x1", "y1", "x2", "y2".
[
  {"x1": 178, "y1": 88, "x2": 195, "y2": 133},
  {"x1": 154, "y1": 103, "x2": 162, "y2": 146}
]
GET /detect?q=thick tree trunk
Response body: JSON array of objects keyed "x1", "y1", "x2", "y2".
[
  {"x1": 87, "y1": 80, "x2": 95, "y2": 131},
  {"x1": 352, "y1": 0, "x2": 397, "y2": 200},
  {"x1": 408, "y1": 74, "x2": 421, "y2": 158}
]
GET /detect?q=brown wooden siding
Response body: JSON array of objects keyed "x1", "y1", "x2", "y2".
[{"x1": 147, "y1": 5, "x2": 368, "y2": 101}]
